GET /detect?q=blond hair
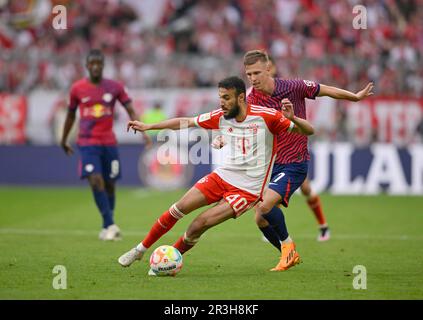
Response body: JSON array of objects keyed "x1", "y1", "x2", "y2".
[{"x1": 243, "y1": 50, "x2": 269, "y2": 66}]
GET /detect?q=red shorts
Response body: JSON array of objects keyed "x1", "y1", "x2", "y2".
[{"x1": 194, "y1": 172, "x2": 259, "y2": 217}]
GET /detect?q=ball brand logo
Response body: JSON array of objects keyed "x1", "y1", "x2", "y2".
[{"x1": 158, "y1": 265, "x2": 176, "y2": 271}]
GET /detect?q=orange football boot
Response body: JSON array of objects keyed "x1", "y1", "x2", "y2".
[{"x1": 271, "y1": 241, "x2": 301, "y2": 271}]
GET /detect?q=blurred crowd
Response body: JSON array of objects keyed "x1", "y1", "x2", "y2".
[{"x1": 0, "y1": 0, "x2": 422, "y2": 97}]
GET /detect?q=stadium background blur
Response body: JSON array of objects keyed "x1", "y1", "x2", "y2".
[
  {"x1": 0, "y1": 0, "x2": 422, "y2": 300},
  {"x1": 1, "y1": 0, "x2": 422, "y2": 191}
]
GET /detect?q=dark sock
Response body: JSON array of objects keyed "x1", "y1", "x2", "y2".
[
  {"x1": 259, "y1": 226, "x2": 281, "y2": 251},
  {"x1": 263, "y1": 206, "x2": 289, "y2": 241},
  {"x1": 108, "y1": 193, "x2": 115, "y2": 218},
  {"x1": 92, "y1": 190, "x2": 114, "y2": 228}
]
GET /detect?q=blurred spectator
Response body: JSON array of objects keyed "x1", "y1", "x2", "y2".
[{"x1": 0, "y1": 0, "x2": 421, "y2": 98}]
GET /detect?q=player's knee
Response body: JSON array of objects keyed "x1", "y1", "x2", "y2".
[
  {"x1": 301, "y1": 185, "x2": 310, "y2": 196},
  {"x1": 89, "y1": 175, "x2": 104, "y2": 191},
  {"x1": 173, "y1": 201, "x2": 192, "y2": 215},
  {"x1": 256, "y1": 201, "x2": 272, "y2": 215},
  {"x1": 184, "y1": 231, "x2": 201, "y2": 245},
  {"x1": 254, "y1": 210, "x2": 268, "y2": 227},
  {"x1": 105, "y1": 181, "x2": 115, "y2": 195},
  {"x1": 187, "y1": 218, "x2": 207, "y2": 238},
  {"x1": 301, "y1": 180, "x2": 312, "y2": 196}
]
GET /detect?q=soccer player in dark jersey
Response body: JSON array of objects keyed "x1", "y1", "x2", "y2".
[
  {"x1": 244, "y1": 49, "x2": 374, "y2": 271},
  {"x1": 61, "y1": 49, "x2": 152, "y2": 241},
  {"x1": 266, "y1": 55, "x2": 330, "y2": 242}
]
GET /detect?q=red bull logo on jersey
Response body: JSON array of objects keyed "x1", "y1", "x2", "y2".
[{"x1": 82, "y1": 104, "x2": 112, "y2": 118}]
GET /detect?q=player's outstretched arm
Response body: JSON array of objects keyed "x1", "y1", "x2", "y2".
[
  {"x1": 318, "y1": 82, "x2": 374, "y2": 101},
  {"x1": 127, "y1": 117, "x2": 196, "y2": 133},
  {"x1": 60, "y1": 109, "x2": 76, "y2": 155},
  {"x1": 281, "y1": 99, "x2": 314, "y2": 136}
]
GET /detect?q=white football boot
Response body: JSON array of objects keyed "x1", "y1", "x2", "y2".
[
  {"x1": 317, "y1": 226, "x2": 331, "y2": 242},
  {"x1": 118, "y1": 248, "x2": 143, "y2": 267},
  {"x1": 104, "y1": 224, "x2": 122, "y2": 241},
  {"x1": 148, "y1": 269, "x2": 157, "y2": 276},
  {"x1": 99, "y1": 228, "x2": 107, "y2": 240}
]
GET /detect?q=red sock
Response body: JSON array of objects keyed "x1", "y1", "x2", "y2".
[
  {"x1": 307, "y1": 195, "x2": 326, "y2": 226},
  {"x1": 142, "y1": 208, "x2": 181, "y2": 248},
  {"x1": 173, "y1": 234, "x2": 196, "y2": 254}
]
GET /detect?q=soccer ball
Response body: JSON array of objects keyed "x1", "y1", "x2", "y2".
[{"x1": 149, "y1": 245, "x2": 183, "y2": 276}]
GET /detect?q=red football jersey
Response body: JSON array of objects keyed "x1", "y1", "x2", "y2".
[
  {"x1": 247, "y1": 78, "x2": 320, "y2": 164},
  {"x1": 69, "y1": 78, "x2": 131, "y2": 146}
]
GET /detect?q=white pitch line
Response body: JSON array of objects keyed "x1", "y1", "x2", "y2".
[{"x1": 0, "y1": 228, "x2": 422, "y2": 240}]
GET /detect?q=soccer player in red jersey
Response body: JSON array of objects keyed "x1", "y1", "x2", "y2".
[
  {"x1": 266, "y1": 56, "x2": 330, "y2": 242},
  {"x1": 244, "y1": 50, "x2": 374, "y2": 270},
  {"x1": 118, "y1": 76, "x2": 314, "y2": 273},
  {"x1": 61, "y1": 49, "x2": 152, "y2": 241}
]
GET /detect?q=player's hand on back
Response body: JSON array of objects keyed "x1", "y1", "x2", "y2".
[
  {"x1": 355, "y1": 82, "x2": 374, "y2": 101},
  {"x1": 61, "y1": 142, "x2": 74, "y2": 156},
  {"x1": 211, "y1": 135, "x2": 226, "y2": 149},
  {"x1": 281, "y1": 98, "x2": 294, "y2": 120}
]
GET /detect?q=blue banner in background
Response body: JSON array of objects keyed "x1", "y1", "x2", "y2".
[
  {"x1": 0, "y1": 145, "x2": 210, "y2": 188},
  {"x1": 1, "y1": 143, "x2": 422, "y2": 195}
]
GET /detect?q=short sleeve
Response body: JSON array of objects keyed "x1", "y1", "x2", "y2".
[
  {"x1": 194, "y1": 109, "x2": 223, "y2": 130},
  {"x1": 68, "y1": 85, "x2": 79, "y2": 111},
  {"x1": 265, "y1": 110, "x2": 294, "y2": 135},
  {"x1": 117, "y1": 83, "x2": 132, "y2": 106},
  {"x1": 291, "y1": 79, "x2": 320, "y2": 99}
]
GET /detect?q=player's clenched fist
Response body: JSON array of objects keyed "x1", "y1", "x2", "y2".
[
  {"x1": 281, "y1": 98, "x2": 294, "y2": 120},
  {"x1": 127, "y1": 120, "x2": 150, "y2": 133}
]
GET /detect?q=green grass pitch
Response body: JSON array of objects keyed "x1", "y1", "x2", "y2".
[{"x1": 0, "y1": 187, "x2": 422, "y2": 300}]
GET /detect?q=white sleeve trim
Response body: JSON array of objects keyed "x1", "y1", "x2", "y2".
[
  {"x1": 288, "y1": 121, "x2": 295, "y2": 132},
  {"x1": 193, "y1": 116, "x2": 200, "y2": 127}
]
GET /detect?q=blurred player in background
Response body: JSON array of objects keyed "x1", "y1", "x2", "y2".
[
  {"x1": 60, "y1": 49, "x2": 152, "y2": 241},
  {"x1": 244, "y1": 49, "x2": 373, "y2": 270},
  {"x1": 118, "y1": 76, "x2": 314, "y2": 272},
  {"x1": 140, "y1": 101, "x2": 167, "y2": 141}
]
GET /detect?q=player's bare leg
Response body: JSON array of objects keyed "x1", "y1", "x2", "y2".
[
  {"x1": 300, "y1": 179, "x2": 330, "y2": 241},
  {"x1": 256, "y1": 189, "x2": 301, "y2": 271},
  {"x1": 87, "y1": 173, "x2": 119, "y2": 240},
  {"x1": 173, "y1": 201, "x2": 236, "y2": 254},
  {"x1": 118, "y1": 187, "x2": 208, "y2": 267}
]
